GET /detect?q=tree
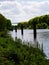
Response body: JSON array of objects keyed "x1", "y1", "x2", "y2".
[
  {"x1": 36, "y1": 23, "x2": 48, "y2": 29},
  {"x1": 6, "y1": 19, "x2": 12, "y2": 30},
  {"x1": 0, "y1": 14, "x2": 6, "y2": 31},
  {"x1": 0, "y1": 14, "x2": 12, "y2": 31}
]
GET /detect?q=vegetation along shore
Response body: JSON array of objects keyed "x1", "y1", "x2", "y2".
[{"x1": 0, "y1": 14, "x2": 49, "y2": 65}]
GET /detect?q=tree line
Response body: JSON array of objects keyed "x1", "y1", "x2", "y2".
[
  {"x1": 0, "y1": 14, "x2": 12, "y2": 31},
  {"x1": 17, "y1": 15, "x2": 49, "y2": 29},
  {"x1": 0, "y1": 14, "x2": 49, "y2": 65}
]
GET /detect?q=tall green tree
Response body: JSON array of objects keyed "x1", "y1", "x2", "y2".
[
  {"x1": 6, "y1": 19, "x2": 12, "y2": 30},
  {"x1": 0, "y1": 14, "x2": 12, "y2": 31},
  {"x1": 0, "y1": 14, "x2": 6, "y2": 31}
]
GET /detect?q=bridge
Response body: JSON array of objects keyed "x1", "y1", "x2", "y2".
[{"x1": 12, "y1": 23, "x2": 18, "y2": 26}]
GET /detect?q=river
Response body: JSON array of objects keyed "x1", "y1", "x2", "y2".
[{"x1": 9, "y1": 29, "x2": 49, "y2": 59}]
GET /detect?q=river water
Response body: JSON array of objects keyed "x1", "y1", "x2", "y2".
[{"x1": 10, "y1": 29, "x2": 49, "y2": 59}]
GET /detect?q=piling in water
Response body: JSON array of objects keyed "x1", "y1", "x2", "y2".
[
  {"x1": 33, "y1": 22, "x2": 36, "y2": 41},
  {"x1": 21, "y1": 24, "x2": 24, "y2": 42},
  {"x1": 21, "y1": 24, "x2": 23, "y2": 36},
  {"x1": 15, "y1": 26, "x2": 17, "y2": 32}
]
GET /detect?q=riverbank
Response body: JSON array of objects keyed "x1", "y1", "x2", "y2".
[
  {"x1": 0, "y1": 35, "x2": 49, "y2": 65},
  {"x1": 10, "y1": 29, "x2": 49, "y2": 59}
]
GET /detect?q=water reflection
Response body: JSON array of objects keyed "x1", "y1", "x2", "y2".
[{"x1": 10, "y1": 29, "x2": 49, "y2": 59}]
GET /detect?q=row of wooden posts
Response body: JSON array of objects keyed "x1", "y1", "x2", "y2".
[
  {"x1": 15, "y1": 23, "x2": 36, "y2": 41},
  {"x1": 14, "y1": 23, "x2": 43, "y2": 52}
]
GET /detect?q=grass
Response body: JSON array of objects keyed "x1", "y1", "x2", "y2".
[{"x1": 0, "y1": 34, "x2": 49, "y2": 65}]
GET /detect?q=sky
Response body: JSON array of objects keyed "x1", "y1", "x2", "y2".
[{"x1": 0, "y1": 0, "x2": 49, "y2": 24}]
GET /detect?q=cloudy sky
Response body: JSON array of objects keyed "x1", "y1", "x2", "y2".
[{"x1": 0, "y1": 0, "x2": 49, "y2": 24}]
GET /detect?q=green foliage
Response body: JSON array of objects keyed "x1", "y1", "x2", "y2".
[
  {"x1": 0, "y1": 14, "x2": 6, "y2": 31},
  {"x1": 0, "y1": 36, "x2": 49, "y2": 65},
  {"x1": 0, "y1": 13, "x2": 12, "y2": 37},
  {"x1": 17, "y1": 22, "x2": 29, "y2": 29},
  {"x1": 0, "y1": 13, "x2": 49, "y2": 65},
  {"x1": 6, "y1": 19, "x2": 12, "y2": 30},
  {"x1": 36, "y1": 23, "x2": 48, "y2": 29},
  {"x1": 17, "y1": 14, "x2": 49, "y2": 29},
  {"x1": 0, "y1": 14, "x2": 12, "y2": 31}
]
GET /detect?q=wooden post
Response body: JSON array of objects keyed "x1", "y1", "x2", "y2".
[
  {"x1": 33, "y1": 22, "x2": 36, "y2": 41},
  {"x1": 15, "y1": 26, "x2": 17, "y2": 32},
  {"x1": 21, "y1": 24, "x2": 23, "y2": 36},
  {"x1": 14, "y1": 26, "x2": 17, "y2": 40},
  {"x1": 21, "y1": 24, "x2": 23, "y2": 43}
]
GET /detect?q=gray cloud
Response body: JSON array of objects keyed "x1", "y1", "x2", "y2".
[
  {"x1": 39, "y1": 2, "x2": 49, "y2": 13},
  {"x1": 0, "y1": 0, "x2": 49, "y2": 23},
  {"x1": 0, "y1": 0, "x2": 14, "y2": 1}
]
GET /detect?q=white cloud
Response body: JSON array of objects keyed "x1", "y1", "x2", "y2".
[{"x1": 0, "y1": 0, "x2": 49, "y2": 23}]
